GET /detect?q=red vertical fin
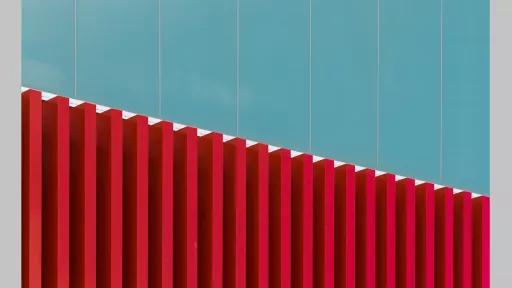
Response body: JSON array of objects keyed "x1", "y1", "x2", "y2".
[
  {"x1": 334, "y1": 164, "x2": 355, "y2": 288},
  {"x1": 355, "y1": 169, "x2": 376, "y2": 288},
  {"x1": 149, "y1": 121, "x2": 173, "y2": 288},
  {"x1": 396, "y1": 178, "x2": 415, "y2": 288},
  {"x1": 70, "y1": 103, "x2": 96, "y2": 288},
  {"x1": 313, "y1": 160, "x2": 335, "y2": 288},
  {"x1": 174, "y1": 127, "x2": 198, "y2": 288},
  {"x1": 247, "y1": 144, "x2": 269, "y2": 288},
  {"x1": 269, "y1": 149, "x2": 292, "y2": 288},
  {"x1": 223, "y1": 138, "x2": 247, "y2": 288},
  {"x1": 454, "y1": 192, "x2": 472, "y2": 288},
  {"x1": 198, "y1": 132, "x2": 224, "y2": 288},
  {"x1": 435, "y1": 187, "x2": 454, "y2": 288},
  {"x1": 123, "y1": 115, "x2": 149, "y2": 288},
  {"x1": 97, "y1": 109, "x2": 123, "y2": 288},
  {"x1": 375, "y1": 174, "x2": 396, "y2": 288},
  {"x1": 291, "y1": 154, "x2": 313, "y2": 288},
  {"x1": 22, "y1": 90, "x2": 42, "y2": 288},
  {"x1": 42, "y1": 96, "x2": 70, "y2": 288},
  {"x1": 472, "y1": 196, "x2": 489, "y2": 288},
  {"x1": 415, "y1": 183, "x2": 434, "y2": 288}
]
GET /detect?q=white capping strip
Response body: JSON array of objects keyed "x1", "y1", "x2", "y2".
[
  {"x1": 148, "y1": 117, "x2": 162, "y2": 126},
  {"x1": 22, "y1": 86, "x2": 486, "y2": 198}
]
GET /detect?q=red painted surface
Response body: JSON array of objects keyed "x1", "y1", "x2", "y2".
[
  {"x1": 223, "y1": 138, "x2": 247, "y2": 288},
  {"x1": 148, "y1": 121, "x2": 173, "y2": 288},
  {"x1": 291, "y1": 154, "x2": 313, "y2": 288},
  {"x1": 269, "y1": 149, "x2": 292, "y2": 288},
  {"x1": 415, "y1": 183, "x2": 435, "y2": 288},
  {"x1": 21, "y1": 92, "x2": 490, "y2": 288},
  {"x1": 198, "y1": 133, "x2": 224, "y2": 288},
  {"x1": 70, "y1": 103, "x2": 97, "y2": 288},
  {"x1": 375, "y1": 174, "x2": 396, "y2": 288},
  {"x1": 334, "y1": 165, "x2": 355, "y2": 288}
]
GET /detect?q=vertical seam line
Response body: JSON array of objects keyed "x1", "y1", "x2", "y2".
[
  {"x1": 74, "y1": 0, "x2": 77, "y2": 98},
  {"x1": 309, "y1": 0, "x2": 312, "y2": 153},
  {"x1": 377, "y1": 0, "x2": 380, "y2": 167},
  {"x1": 158, "y1": 0, "x2": 162, "y2": 117},
  {"x1": 236, "y1": 0, "x2": 240, "y2": 136}
]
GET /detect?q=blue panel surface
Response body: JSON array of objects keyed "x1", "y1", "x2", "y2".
[
  {"x1": 239, "y1": 0, "x2": 310, "y2": 151},
  {"x1": 161, "y1": 0, "x2": 237, "y2": 134},
  {"x1": 311, "y1": 0, "x2": 378, "y2": 167},
  {"x1": 76, "y1": 0, "x2": 158, "y2": 116},
  {"x1": 379, "y1": 0, "x2": 442, "y2": 182},
  {"x1": 22, "y1": 0, "x2": 74, "y2": 97},
  {"x1": 442, "y1": 0, "x2": 489, "y2": 194}
]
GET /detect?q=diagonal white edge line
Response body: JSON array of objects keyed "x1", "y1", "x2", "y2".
[{"x1": 22, "y1": 86, "x2": 486, "y2": 197}]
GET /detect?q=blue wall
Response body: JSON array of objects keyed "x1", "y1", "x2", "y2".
[{"x1": 22, "y1": 0, "x2": 489, "y2": 194}]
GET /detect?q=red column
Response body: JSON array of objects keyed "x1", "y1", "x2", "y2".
[
  {"x1": 375, "y1": 174, "x2": 396, "y2": 288},
  {"x1": 42, "y1": 96, "x2": 70, "y2": 288},
  {"x1": 355, "y1": 169, "x2": 376, "y2": 288},
  {"x1": 334, "y1": 164, "x2": 355, "y2": 288},
  {"x1": 269, "y1": 149, "x2": 292, "y2": 288},
  {"x1": 70, "y1": 103, "x2": 97, "y2": 288},
  {"x1": 435, "y1": 187, "x2": 454, "y2": 288},
  {"x1": 472, "y1": 196, "x2": 489, "y2": 288},
  {"x1": 247, "y1": 144, "x2": 269, "y2": 288},
  {"x1": 313, "y1": 160, "x2": 335, "y2": 288},
  {"x1": 396, "y1": 179, "x2": 415, "y2": 288},
  {"x1": 198, "y1": 133, "x2": 224, "y2": 288},
  {"x1": 223, "y1": 138, "x2": 247, "y2": 288},
  {"x1": 291, "y1": 154, "x2": 313, "y2": 288},
  {"x1": 174, "y1": 127, "x2": 198, "y2": 288},
  {"x1": 123, "y1": 116, "x2": 149, "y2": 288},
  {"x1": 22, "y1": 90, "x2": 42, "y2": 288},
  {"x1": 415, "y1": 183, "x2": 434, "y2": 288},
  {"x1": 454, "y1": 192, "x2": 472, "y2": 288},
  {"x1": 97, "y1": 109, "x2": 123, "y2": 288},
  {"x1": 148, "y1": 121, "x2": 173, "y2": 288}
]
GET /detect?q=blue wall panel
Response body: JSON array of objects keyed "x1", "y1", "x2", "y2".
[
  {"x1": 161, "y1": 0, "x2": 237, "y2": 135},
  {"x1": 76, "y1": 0, "x2": 159, "y2": 116},
  {"x1": 239, "y1": 0, "x2": 310, "y2": 151},
  {"x1": 442, "y1": 0, "x2": 489, "y2": 194},
  {"x1": 311, "y1": 0, "x2": 378, "y2": 167},
  {"x1": 379, "y1": 0, "x2": 442, "y2": 183},
  {"x1": 22, "y1": 0, "x2": 74, "y2": 97}
]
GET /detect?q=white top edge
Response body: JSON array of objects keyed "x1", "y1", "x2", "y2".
[
  {"x1": 122, "y1": 111, "x2": 136, "y2": 120},
  {"x1": 148, "y1": 117, "x2": 161, "y2": 125},
  {"x1": 197, "y1": 129, "x2": 212, "y2": 137},
  {"x1": 291, "y1": 150, "x2": 302, "y2": 157},
  {"x1": 173, "y1": 123, "x2": 186, "y2": 131},
  {"x1": 246, "y1": 140, "x2": 257, "y2": 147},
  {"x1": 354, "y1": 165, "x2": 365, "y2": 172},
  {"x1": 375, "y1": 170, "x2": 386, "y2": 176},
  {"x1": 334, "y1": 160, "x2": 346, "y2": 167},
  {"x1": 434, "y1": 184, "x2": 445, "y2": 190},
  {"x1": 21, "y1": 86, "x2": 29, "y2": 92},
  {"x1": 68, "y1": 98, "x2": 84, "y2": 107},
  {"x1": 313, "y1": 155, "x2": 324, "y2": 162},
  {"x1": 222, "y1": 134, "x2": 235, "y2": 142},
  {"x1": 268, "y1": 145, "x2": 280, "y2": 152},
  {"x1": 96, "y1": 104, "x2": 110, "y2": 114},
  {"x1": 414, "y1": 179, "x2": 426, "y2": 185},
  {"x1": 41, "y1": 91, "x2": 57, "y2": 101}
]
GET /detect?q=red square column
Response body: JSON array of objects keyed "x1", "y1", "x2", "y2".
[
  {"x1": 174, "y1": 127, "x2": 198, "y2": 288},
  {"x1": 472, "y1": 196, "x2": 489, "y2": 288},
  {"x1": 148, "y1": 121, "x2": 173, "y2": 288},
  {"x1": 334, "y1": 164, "x2": 355, "y2": 288},
  {"x1": 313, "y1": 160, "x2": 335, "y2": 288},
  {"x1": 396, "y1": 178, "x2": 415, "y2": 288},
  {"x1": 291, "y1": 154, "x2": 313, "y2": 288},
  {"x1": 269, "y1": 149, "x2": 292, "y2": 288},
  {"x1": 375, "y1": 174, "x2": 396, "y2": 288},
  {"x1": 247, "y1": 144, "x2": 269, "y2": 288},
  {"x1": 22, "y1": 90, "x2": 42, "y2": 288},
  {"x1": 435, "y1": 187, "x2": 454, "y2": 288},
  {"x1": 454, "y1": 192, "x2": 472, "y2": 288},
  {"x1": 198, "y1": 133, "x2": 224, "y2": 288},
  {"x1": 70, "y1": 103, "x2": 97, "y2": 288},
  {"x1": 415, "y1": 183, "x2": 435, "y2": 288},
  {"x1": 42, "y1": 96, "x2": 70, "y2": 288},
  {"x1": 355, "y1": 169, "x2": 376, "y2": 288},
  {"x1": 97, "y1": 109, "x2": 123, "y2": 288},
  {"x1": 123, "y1": 116, "x2": 149, "y2": 288},
  {"x1": 223, "y1": 138, "x2": 247, "y2": 288}
]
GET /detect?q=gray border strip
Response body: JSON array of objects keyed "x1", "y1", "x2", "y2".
[
  {"x1": 491, "y1": 0, "x2": 512, "y2": 285},
  {"x1": 0, "y1": 0, "x2": 20, "y2": 286}
]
